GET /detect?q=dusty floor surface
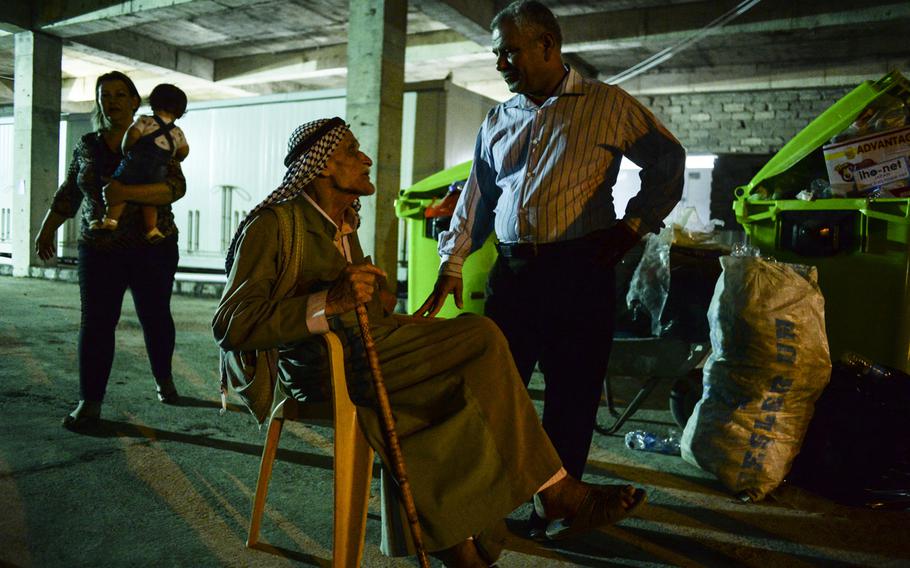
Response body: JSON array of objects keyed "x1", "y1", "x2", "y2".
[{"x1": 1, "y1": 276, "x2": 908, "y2": 567}]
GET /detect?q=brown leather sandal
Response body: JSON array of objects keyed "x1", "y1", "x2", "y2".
[{"x1": 544, "y1": 484, "x2": 647, "y2": 541}]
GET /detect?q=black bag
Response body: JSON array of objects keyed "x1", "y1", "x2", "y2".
[{"x1": 787, "y1": 359, "x2": 910, "y2": 507}]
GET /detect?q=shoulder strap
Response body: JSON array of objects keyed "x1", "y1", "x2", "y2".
[
  {"x1": 257, "y1": 203, "x2": 305, "y2": 422},
  {"x1": 220, "y1": 203, "x2": 305, "y2": 425},
  {"x1": 150, "y1": 115, "x2": 177, "y2": 153},
  {"x1": 271, "y1": 203, "x2": 304, "y2": 300}
]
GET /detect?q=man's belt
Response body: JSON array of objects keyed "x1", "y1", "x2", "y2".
[{"x1": 495, "y1": 231, "x2": 608, "y2": 259}]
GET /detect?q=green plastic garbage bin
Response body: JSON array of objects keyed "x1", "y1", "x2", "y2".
[
  {"x1": 394, "y1": 161, "x2": 497, "y2": 318},
  {"x1": 734, "y1": 71, "x2": 910, "y2": 372}
]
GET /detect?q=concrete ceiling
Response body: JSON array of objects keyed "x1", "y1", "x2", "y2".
[{"x1": 1, "y1": 0, "x2": 909, "y2": 112}]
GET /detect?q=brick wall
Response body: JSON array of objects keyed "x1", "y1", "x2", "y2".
[
  {"x1": 638, "y1": 87, "x2": 855, "y2": 227},
  {"x1": 640, "y1": 87, "x2": 853, "y2": 154}
]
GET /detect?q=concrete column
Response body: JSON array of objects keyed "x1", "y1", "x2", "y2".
[
  {"x1": 412, "y1": 88, "x2": 447, "y2": 184},
  {"x1": 12, "y1": 31, "x2": 62, "y2": 276},
  {"x1": 346, "y1": 0, "x2": 406, "y2": 279}
]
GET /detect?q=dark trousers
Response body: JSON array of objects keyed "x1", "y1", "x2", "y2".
[
  {"x1": 485, "y1": 242, "x2": 615, "y2": 480},
  {"x1": 77, "y1": 239, "x2": 178, "y2": 401}
]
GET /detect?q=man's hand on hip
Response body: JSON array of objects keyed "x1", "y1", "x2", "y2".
[
  {"x1": 325, "y1": 263, "x2": 387, "y2": 316},
  {"x1": 597, "y1": 221, "x2": 642, "y2": 268},
  {"x1": 415, "y1": 274, "x2": 463, "y2": 318}
]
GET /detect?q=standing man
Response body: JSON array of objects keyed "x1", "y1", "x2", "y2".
[{"x1": 417, "y1": 0, "x2": 685, "y2": 536}]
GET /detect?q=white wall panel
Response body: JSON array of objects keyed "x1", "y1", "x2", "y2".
[
  {"x1": 0, "y1": 118, "x2": 13, "y2": 252},
  {"x1": 173, "y1": 94, "x2": 346, "y2": 268},
  {"x1": 0, "y1": 117, "x2": 84, "y2": 257}
]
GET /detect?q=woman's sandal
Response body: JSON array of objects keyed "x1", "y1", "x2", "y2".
[
  {"x1": 544, "y1": 484, "x2": 647, "y2": 541},
  {"x1": 62, "y1": 400, "x2": 101, "y2": 431},
  {"x1": 155, "y1": 378, "x2": 180, "y2": 404}
]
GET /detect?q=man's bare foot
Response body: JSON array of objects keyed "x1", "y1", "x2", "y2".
[
  {"x1": 534, "y1": 476, "x2": 642, "y2": 520},
  {"x1": 532, "y1": 476, "x2": 646, "y2": 540}
]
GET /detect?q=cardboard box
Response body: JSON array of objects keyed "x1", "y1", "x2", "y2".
[
  {"x1": 823, "y1": 125, "x2": 910, "y2": 196},
  {"x1": 854, "y1": 156, "x2": 910, "y2": 196}
]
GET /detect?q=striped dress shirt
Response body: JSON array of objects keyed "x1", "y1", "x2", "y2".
[{"x1": 438, "y1": 67, "x2": 685, "y2": 277}]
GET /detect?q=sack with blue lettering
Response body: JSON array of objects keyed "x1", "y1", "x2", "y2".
[{"x1": 681, "y1": 256, "x2": 831, "y2": 501}]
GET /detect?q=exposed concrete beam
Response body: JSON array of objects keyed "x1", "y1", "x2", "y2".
[
  {"x1": 215, "y1": 44, "x2": 348, "y2": 85},
  {"x1": 63, "y1": 29, "x2": 255, "y2": 99},
  {"x1": 560, "y1": 1, "x2": 910, "y2": 53},
  {"x1": 411, "y1": 0, "x2": 497, "y2": 46},
  {"x1": 405, "y1": 30, "x2": 485, "y2": 62},
  {"x1": 35, "y1": 0, "x2": 274, "y2": 38},
  {"x1": 408, "y1": 0, "x2": 599, "y2": 80},
  {"x1": 714, "y1": 0, "x2": 910, "y2": 34},
  {"x1": 34, "y1": 0, "x2": 192, "y2": 32},
  {"x1": 216, "y1": 30, "x2": 488, "y2": 86},
  {"x1": 616, "y1": 58, "x2": 910, "y2": 95},
  {"x1": 0, "y1": 3, "x2": 31, "y2": 32},
  {"x1": 32, "y1": 0, "x2": 119, "y2": 25},
  {"x1": 388, "y1": 0, "x2": 910, "y2": 88},
  {"x1": 399, "y1": 0, "x2": 910, "y2": 56},
  {"x1": 68, "y1": 29, "x2": 214, "y2": 80}
]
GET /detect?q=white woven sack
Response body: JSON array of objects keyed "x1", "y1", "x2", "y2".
[{"x1": 681, "y1": 256, "x2": 831, "y2": 500}]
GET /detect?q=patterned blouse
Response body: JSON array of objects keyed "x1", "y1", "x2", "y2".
[{"x1": 51, "y1": 131, "x2": 186, "y2": 251}]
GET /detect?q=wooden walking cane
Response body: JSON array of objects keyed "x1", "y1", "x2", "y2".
[{"x1": 354, "y1": 301, "x2": 432, "y2": 568}]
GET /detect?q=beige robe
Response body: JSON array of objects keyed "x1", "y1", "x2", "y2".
[{"x1": 212, "y1": 195, "x2": 561, "y2": 553}]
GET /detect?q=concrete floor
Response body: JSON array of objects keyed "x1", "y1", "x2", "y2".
[{"x1": 1, "y1": 276, "x2": 909, "y2": 568}]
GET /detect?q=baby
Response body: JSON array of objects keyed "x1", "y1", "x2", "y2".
[{"x1": 95, "y1": 83, "x2": 190, "y2": 242}]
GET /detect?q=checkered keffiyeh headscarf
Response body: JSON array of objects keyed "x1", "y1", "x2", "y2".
[{"x1": 224, "y1": 117, "x2": 350, "y2": 273}]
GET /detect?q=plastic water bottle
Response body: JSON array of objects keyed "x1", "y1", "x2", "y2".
[
  {"x1": 624, "y1": 429, "x2": 681, "y2": 455},
  {"x1": 841, "y1": 351, "x2": 892, "y2": 380},
  {"x1": 731, "y1": 241, "x2": 761, "y2": 258}
]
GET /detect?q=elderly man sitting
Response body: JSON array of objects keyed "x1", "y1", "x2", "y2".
[{"x1": 212, "y1": 117, "x2": 646, "y2": 567}]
